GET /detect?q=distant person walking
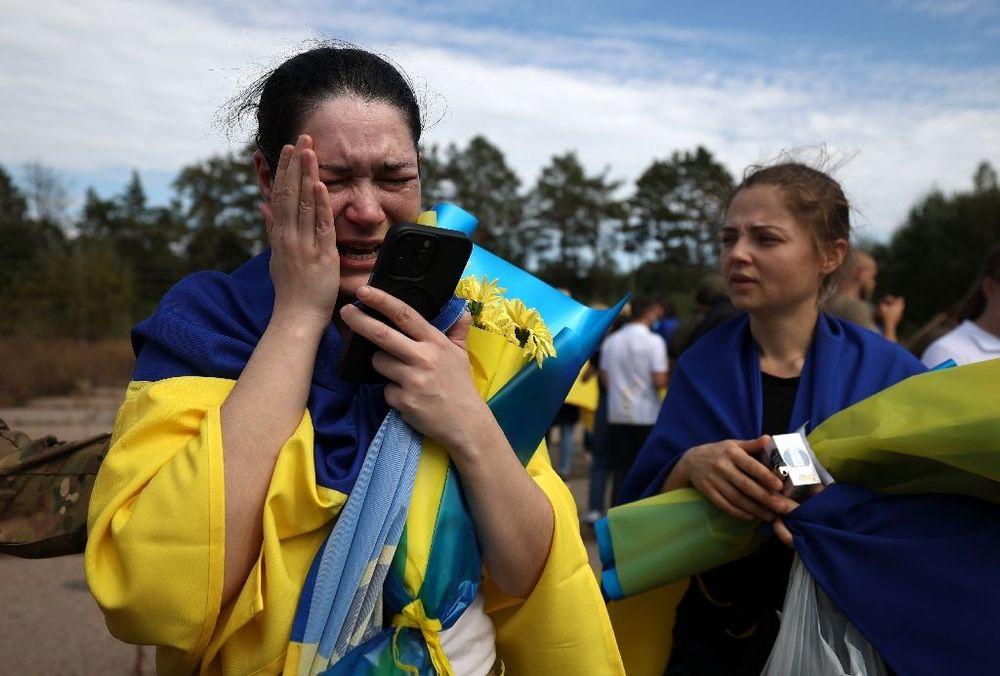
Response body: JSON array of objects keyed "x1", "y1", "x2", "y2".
[
  {"x1": 668, "y1": 274, "x2": 735, "y2": 363},
  {"x1": 922, "y1": 243, "x2": 1000, "y2": 367},
  {"x1": 653, "y1": 300, "x2": 679, "y2": 344},
  {"x1": 600, "y1": 295, "x2": 668, "y2": 504},
  {"x1": 825, "y1": 250, "x2": 905, "y2": 341},
  {"x1": 582, "y1": 316, "x2": 626, "y2": 525}
]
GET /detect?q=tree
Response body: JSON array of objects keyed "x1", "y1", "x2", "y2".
[
  {"x1": 448, "y1": 136, "x2": 527, "y2": 264},
  {"x1": 419, "y1": 143, "x2": 450, "y2": 208},
  {"x1": 173, "y1": 145, "x2": 261, "y2": 272},
  {"x1": 628, "y1": 147, "x2": 734, "y2": 268},
  {"x1": 877, "y1": 161, "x2": 1000, "y2": 330},
  {"x1": 0, "y1": 241, "x2": 135, "y2": 340},
  {"x1": 21, "y1": 162, "x2": 70, "y2": 225},
  {"x1": 77, "y1": 172, "x2": 187, "y2": 318},
  {"x1": 419, "y1": 137, "x2": 528, "y2": 264},
  {"x1": 526, "y1": 151, "x2": 625, "y2": 279},
  {"x1": 0, "y1": 164, "x2": 28, "y2": 223},
  {"x1": 973, "y1": 161, "x2": 998, "y2": 194},
  {"x1": 0, "y1": 163, "x2": 66, "y2": 297}
]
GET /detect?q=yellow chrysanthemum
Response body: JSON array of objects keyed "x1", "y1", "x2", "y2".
[
  {"x1": 455, "y1": 275, "x2": 507, "y2": 320},
  {"x1": 476, "y1": 302, "x2": 514, "y2": 335},
  {"x1": 502, "y1": 298, "x2": 557, "y2": 367}
]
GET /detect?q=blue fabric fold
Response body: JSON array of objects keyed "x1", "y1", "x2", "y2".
[{"x1": 786, "y1": 483, "x2": 1000, "y2": 676}]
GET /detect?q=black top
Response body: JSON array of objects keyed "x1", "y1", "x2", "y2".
[
  {"x1": 666, "y1": 372, "x2": 801, "y2": 675},
  {"x1": 760, "y1": 372, "x2": 800, "y2": 438}
]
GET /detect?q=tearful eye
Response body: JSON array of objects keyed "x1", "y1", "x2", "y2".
[{"x1": 380, "y1": 176, "x2": 415, "y2": 186}]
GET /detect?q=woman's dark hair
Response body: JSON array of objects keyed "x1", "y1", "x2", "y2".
[
  {"x1": 730, "y1": 161, "x2": 851, "y2": 294},
  {"x1": 235, "y1": 44, "x2": 422, "y2": 178},
  {"x1": 954, "y1": 242, "x2": 1000, "y2": 321}
]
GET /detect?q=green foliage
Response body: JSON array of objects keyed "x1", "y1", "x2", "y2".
[
  {"x1": 0, "y1": 167, "x2": 65, "y2": 295},
  {"x1": 1, "y1": 241, "x2": 135, "y2": 340},
  {"x1": 876, "y1": 162, "x2": 1000, "y2": 329},
  {"x1": 78, "y1": 174, "x2": 187, "y2": 319},
  {"x1": 3, "y1": 145, "x2": 992, "y2": 346},
  {"x1": 526, "y1": 151, "x2": 625, "y2": 274},
  {"x1": 628, "y1": 147, "x2": 734, "y2": 267},
  {"x1": 173, "y1": 145, "x2": 261, "y2": 272},
  {"x1": 0, "y1": 165, "x2": 28, "y2": 223}
]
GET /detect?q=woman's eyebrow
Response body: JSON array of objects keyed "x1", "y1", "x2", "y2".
[
  {"x1": 380, "y1": 160, "x2": 417, "y2": 172},
  {"x1": 317, "y1": 162, "x2": 351, "y2": 173},
  {"x1": 747, "y1": 222, "x2": 785, "y2": 232},
  {"x1": 317, "y1": 161, "x2": 417, "y2": 173}
]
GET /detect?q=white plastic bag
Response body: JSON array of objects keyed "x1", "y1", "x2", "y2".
[{"x1": 762, "y1": 556, "x2": 887, "y2": 676}]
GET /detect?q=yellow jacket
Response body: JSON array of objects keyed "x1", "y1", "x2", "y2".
[{"x1": 86, "y1": 374, "x2": 624, "y2": 674}]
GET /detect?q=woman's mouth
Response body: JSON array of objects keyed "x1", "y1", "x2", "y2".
[
  {"x1": 729, "y1": 273, "x2": 757, "y2": 287},
  {"x1": 338, "y1": 241, "x2": 381, "y2": 271}
]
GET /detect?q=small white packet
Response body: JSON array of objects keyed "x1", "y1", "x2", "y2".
[{"x1": 771, "y1": 432, "x2": 821, "y2": 487}]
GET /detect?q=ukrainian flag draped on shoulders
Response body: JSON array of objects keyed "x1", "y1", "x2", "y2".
[
  {"x1": 603, "y1": 314, "x2": 1000, "y2": 676},
  {"x1": 85, "y1": 204, "x2": 626, "y2": 675}
]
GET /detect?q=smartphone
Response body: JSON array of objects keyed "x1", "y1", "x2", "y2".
[{"x1": 338, "y1": 222, "x2": 473, "y2": 383}]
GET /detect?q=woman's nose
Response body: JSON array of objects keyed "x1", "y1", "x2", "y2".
[
  {"x1": 344, "y1": 181, "x2": 386, "y2": 229},
  {"x1": 728, "y1": 235, "x2": 753, "y2": 264}
]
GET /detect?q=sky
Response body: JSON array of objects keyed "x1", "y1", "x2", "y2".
[{"x1": 2, "y1": 0, "x2": 999, "y2": 241}]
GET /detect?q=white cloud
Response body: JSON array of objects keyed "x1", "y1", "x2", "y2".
[
  {"x1": 2, "y1": 0, "x2": 998, "y2": 241},
  {"x1": 889, "y1": 0, "x2": 1000, "y2": 19}
]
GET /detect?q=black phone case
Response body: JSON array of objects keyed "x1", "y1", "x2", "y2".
[{"x1": 338, "y1": 223, "x2": 473, "y2": 383}]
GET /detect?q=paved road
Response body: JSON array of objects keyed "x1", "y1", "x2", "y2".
[
  {"x1": 1, "y1": 388, "x2": 150, "y2": 675},
  {"x1": 1, "y1": 395, "x2": 602, "y2": 675}
]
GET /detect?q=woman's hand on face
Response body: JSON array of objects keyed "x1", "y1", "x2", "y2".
[
  {"x1": 339, "y1": 286, "x2": 487, "y2": 454},
  {"x1": 680, "y1": 436, "x2": 797, "y2": 522},
  {"x1": 263, "y1": 135, "x2": 340, "y2": 332}
]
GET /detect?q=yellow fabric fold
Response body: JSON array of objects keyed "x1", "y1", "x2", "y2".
[
  {"x1": 86, "y1": 377, "x2": 345, "y2": 675},
  {"x1": 87, "y1": 339, "x2": 624, "y2": 674},
  {"x1": 485, "y1": 440, "x2": 626, "y2": 675},
  {"x1": 392, "y1": 599, "x2": 453, "y2": 676}
]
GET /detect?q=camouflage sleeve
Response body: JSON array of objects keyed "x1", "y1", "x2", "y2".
[{"x1": 0, "y1": 419, "x2": 109, "y2": 558}]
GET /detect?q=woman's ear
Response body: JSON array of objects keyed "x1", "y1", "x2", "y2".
[
  {"x1": 253, "y1": 150, "x2": 273, "y2": 200},
  {"x1": 820, "y1": 238, "x2": 849, "y2": 276}
]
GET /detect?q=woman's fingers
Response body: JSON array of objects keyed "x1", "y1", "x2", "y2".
[
  {"x1": 730, "y1": 454, "x2": 786, "y2": 509},
  {"x1": 445, "y1": 309, "x2": 472, "y2": 350},
  {"x1": 276, "y1": 136, "x2": 306, "y2": 237},
  {"x1": 731, "y1": 443, "x2": 784, "y2": 492},
  {"x1": 339, "y1": 304, "x2": 421, "y2": 363},
  {"x1": 354, "y1": 285, "x2": 438, "y2": 343},
  {"x1": 297, "y1": 147, "x2": 318, "y2": 246},
  {"x1": 702, "y1": 483, "x2": 754, "y2": 521},
  {"x1": 314, "y1": 181, "x2": 337, "y2": 257},
  {"x1": 773, "y1": 517, "x2": 795, "y2": 548},
  {"x1": 267, "y1": 144, "x2": 292, "y2": 239},
  {"x1": 713, "y1": 475, "x2": 774, "y2": 521},
  {"x1": 371, "y1": 350, "x2": 408, "y2": 383}
]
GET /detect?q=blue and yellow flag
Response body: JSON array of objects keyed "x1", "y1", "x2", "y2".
[{"x1": 86, "y1": 204, "x2": 626, "y2": 675}]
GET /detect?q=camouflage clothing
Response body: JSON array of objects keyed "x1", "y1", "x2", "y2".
[{"x1": 0, "y1": 419, "x2": 108, "y2": 558}]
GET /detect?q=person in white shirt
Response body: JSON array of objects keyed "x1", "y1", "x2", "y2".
[
  {"x1": 922, "y1": 244, "x2": 1000, "y2": 368},
  {"x1": 599, "y1": 295, "x2": 668, "y2": 504}
]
